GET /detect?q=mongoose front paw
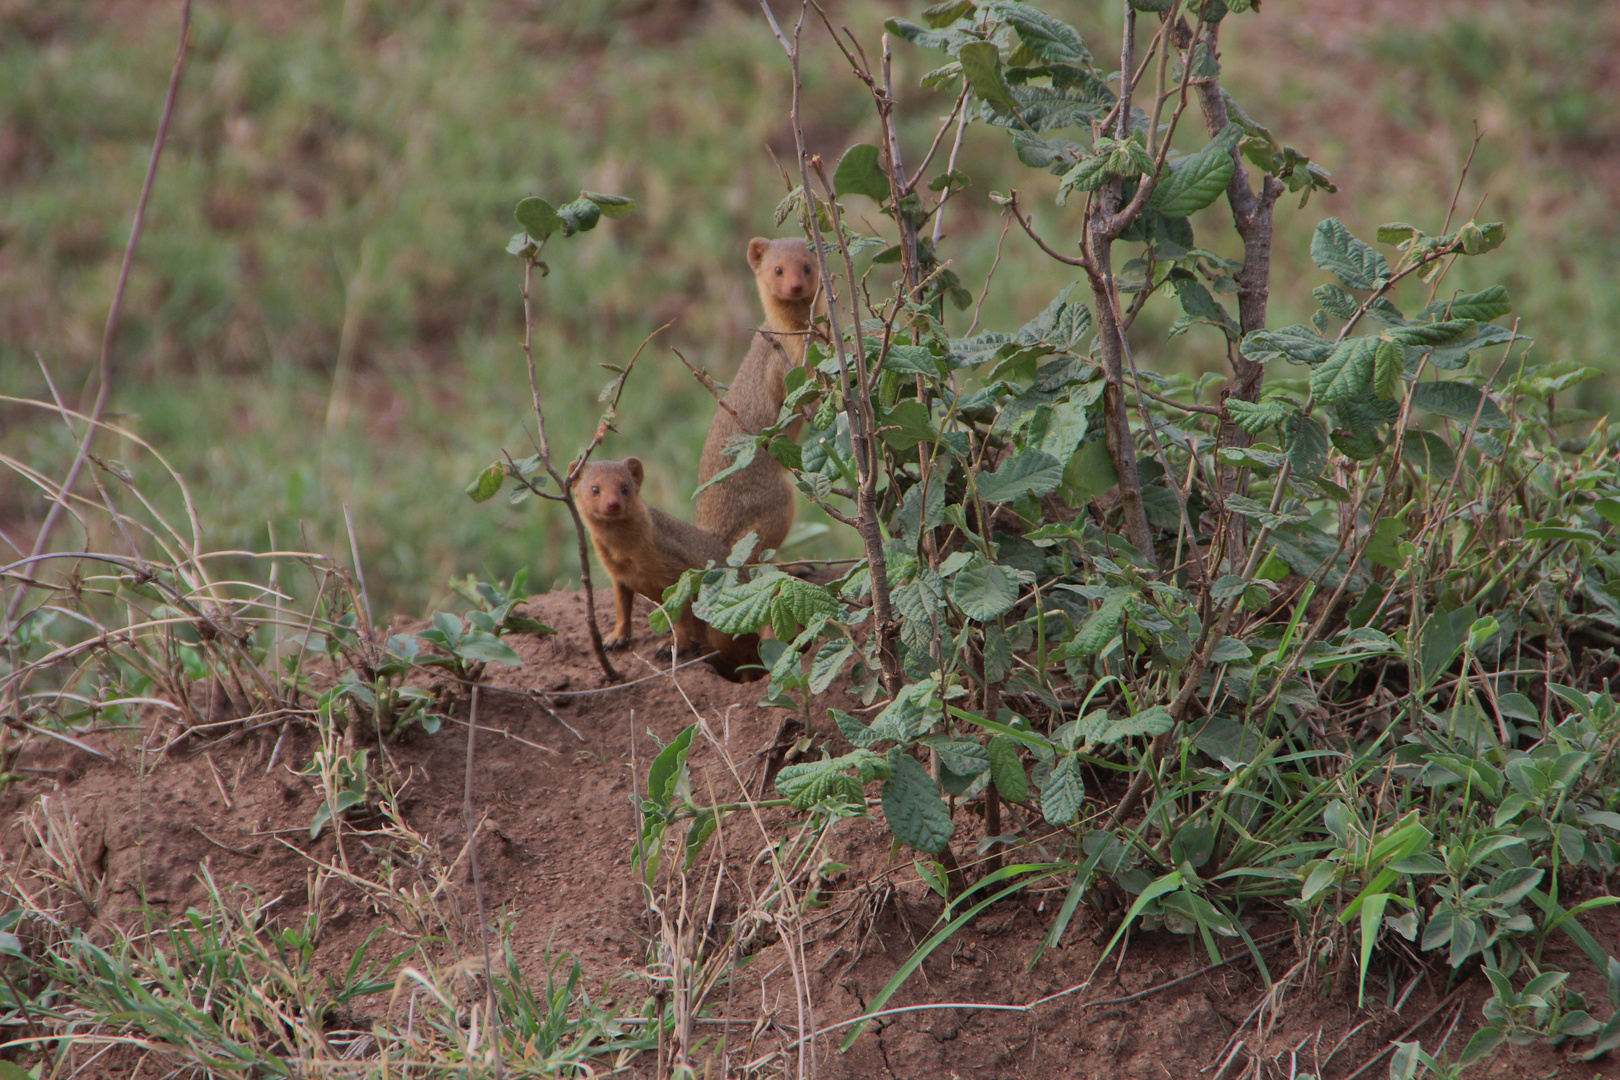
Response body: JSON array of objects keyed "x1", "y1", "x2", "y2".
[
  {"x1": 653, "y1": 641, "x2": 703, "y2": 663},
  {"x1": 603, "y1": 634, "x2": 631, "y2": 651}
]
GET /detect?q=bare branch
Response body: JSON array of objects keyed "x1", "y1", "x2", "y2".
[{"x1": 6, "y1": 0, "x2": 193, "y2": 637}]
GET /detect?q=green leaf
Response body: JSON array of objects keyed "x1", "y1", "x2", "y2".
[
  {"x1": 582, "y1": 190, "x2": 636, "y2": 218},
  {"x1": 1311, "y1": 336, "x2": 1377, "y2": 404},
  {"x1": 1226, "y1": 495, "x2": 1311, "y2": 528},
  {"x1": 698, "y1": 575, "x2": 779, "y2": 634},
  {"x1": 465, "y1": 463, "x2": 505, "y2": 503},
  {"x1": 1241, "y1": 324, "x2": 1333, "y2": 366},
  {"x1": 1377, "y1": 221, "x2": 1420, "y2": 245},
  {"x1": 884, "y1": 16, "x2": 976, "y2": 54},
  {"x1": 455, "y1": 631, "x2": 523, "y2": 667},
  {"x1": 1523, "y1": 525, "x2": 1604, "y2": 542},
  {"x1": 1433, "y1": 285, "x2": 1511, "y2": 322},
  {"x1": 1061, "y1": 437, "x2": 1117, "y2": 504},
  {"x1": 1285, "y1": 413, "x2": 1328, "y2": 477},
  {"x1": 988, "y1": 735, "x2": 1028, "y2": 803},
  {"x1": 922, "y1": 0, "x2": 975, "y2": 28},
  {"x1": 1226, "y1": 397, "x2": 1298, "y2": 435},
  {"x1": 882, "y1": 751, "x2": 954, "y2": 853},
  {"x1": 777, "y1": 751, "x2": 883, "y2": 809},
  {"x1": 977, "y1": 449, "x2": 1063, "y2": 503},
  {"x1": 883, "y1": 344, "x2": 944, "y2": 376},
  {"x1": 1058, "y1": 153, "x2": 1112, "y2": 198},
  {"x1": 1310, "y1": 217, "x2": 1389, "y2": 290},
  {"x1": 958, "y1": 41, "x2": 1022, "y2": 116},
  {"x1": 1409, "y1": 381, "x2": 1510, "y2": 430},
  {"x1": 514, "y1": 197, "x2": 561, "y2": 241},
  {"x1": 647, "y1": 725, "x2": 697, "y2": 810},
  {"x1": 810, "y1": 637, "x2": 854, "y2": 694},
  {"x1": 1087, "y1": 705, "x2": 1174, "y2": 742},
  {"x1": 1040, "y1": 753, "x2": 1086, "y2": 825},
  {"x1": 834, "y1": 143, "x2": 891, "y2": 202},
  {"x1": 1208, "y1": 636, "x2": 1252, "y2": 663},
  {"x1": 1000, "y1": 4, "x2": 1090, "y2": 64},
  {"x1": 879, "y1": 400, "x2": 938, "y2": 450},
  {"x1": 556, "y1": 197, "x2": 602, "y2": 235},
  {"x1": 894, "y1": 474, "x2": 947, "y2": 548},
  {"x1": 1068, "y1": 592, "x2": 1129, "y2": 657},
  {"x1": 1400, "y1": 430, "x2": 1455, "y2": 475},
  {"x1": 1387, "y1": 319, "x2": 1476, "y2": 347},
  {"x1": 1373, "y1": 338, "x2": 1404, "y2": 399},
  {"x1": 951, "y1": 561, "x2": 1020, "y2": 622},
  {"x1": 1313, "y1": 282, "x2": 1358, "y2": 320},
  {"x1": 1150, "y1": 124, "x2": 1240, "y2": 218}
]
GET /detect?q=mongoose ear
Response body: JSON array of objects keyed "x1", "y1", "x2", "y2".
[
  {"x1": 747, "y1": 237, "x2": 771, "y2": 272},
  {"x1": 624, "y1": 457, "x2": 645, "y2": 487}
]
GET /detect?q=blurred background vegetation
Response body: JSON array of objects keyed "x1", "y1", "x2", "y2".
[{"x1": 2, "y1": 0, "x2": 1617, "y2": 617}]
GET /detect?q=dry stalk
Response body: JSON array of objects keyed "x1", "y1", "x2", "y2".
[{"x1": 5, "y1": 0, "x2": 194, "y2": 636}]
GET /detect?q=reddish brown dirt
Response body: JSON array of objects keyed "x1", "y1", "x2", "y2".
[{"x1": 2, "y1": 590, "x2": 1615, "y2": 1078}]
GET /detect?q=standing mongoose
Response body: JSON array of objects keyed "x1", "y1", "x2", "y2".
[
  {"x1": 695, "y1": 237, "x2": 822, "y2": 559},
  {"x1": 572, "y1": 457, "x2": 762, "y2": 682}
]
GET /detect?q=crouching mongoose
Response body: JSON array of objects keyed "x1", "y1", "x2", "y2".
[{"x1": 573, "y1": 458, "x2": 761, "y2": 682}]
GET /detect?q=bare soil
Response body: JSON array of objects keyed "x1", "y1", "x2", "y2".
[{"x1": 2, "y1": 590, "x2": 1614, "y2": 1078}]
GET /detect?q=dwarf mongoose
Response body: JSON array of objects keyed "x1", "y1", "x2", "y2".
[
  {"x1": 573, "y1": 458, "x2": 761, "y2": 682},
  {"x1": 695, "y1": 237, "x2": 822, "y2": 558}
]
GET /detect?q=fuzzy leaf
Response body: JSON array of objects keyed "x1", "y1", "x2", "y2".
[
  {"x1": 1040, "y1": 754, "x2": 1086, "y2": 826},
  {"x1": 810, "y1": 637, "x2": 855, "y2": 694},
  {"x1": 958, "y1": 41, "x2": 1022, "y2": 116},
  {"x1": 951, "y1": 561, "x2": 1021, "y2": 622},
  {"x1": 582, "y1": 190, "x2": 637, "y2": 218},
  {"x1": 465, "y1": 464, "x2": 505, "y2": 503},
  {"x1": 1410, "y1": 381, "x2": 1510, "y2": 430},
  {"x1": 556, "y1": 197, "x2": 602, "y2": 235},
  {"x1": 1285, "y1": 413, "x2": 1329, "y2": 477},
  {"x1": 988, "y1": 735, "x2": 1029, "y2": 803},
  {"x1": 882, "y1": 751, "x2": 954, "y2": 853},
  {"x1": 1226, "y1": 397, "x2": 1299, "y2": 435},
  {"x1": 455, "y1": 631, "x2": 523, "y2": 667},
  {"x1": 977, "y1": 449, "x2": 1064, "y2": 503},
  {"x1": 1374, "y1": 337, "x2": 1405, "y2": 399},
  {"x1": 1387, "y1": 319, "x2": 1477, "y2": 347},
  {"x1": 1311, "y1": 336, "x2": 1377, "y2": 404},
  {"x1": 1311, "y1": 217, "x2": 1389, "y2": 290},
  {"x1": 999, "y1": 3, "x2": 1090, "y2": 64},
  {"x1": 776, "y1": 577, "x2": 842, "y2": 628},
  {"x1": 1241, "y1": 324, "x2": 1334, "y2": 366},
  {"x1": 1067, "y1": 591, "x2": 1130, "y2": 657},
  {"x1": 777, "y1": 751, "x2": 882, "y2": 809},
  {"x1": 1428, "y1": 285, "x2": 1511, "y2": 323},
  {"x1": 699, "y1": 576, "x2": 778, "y2": 634},
  {"x1": 514, "y1": 197, "x2": 562, "y2": 241},
  {"x1": 1150, "y1": 124, "x2": 1240, "y2": 218},
  {"x1": 834, "y1": 143, "x2": 891, "y2": 202}
]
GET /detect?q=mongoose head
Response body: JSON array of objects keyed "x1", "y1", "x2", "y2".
[
  {"x1": 748, "y1": 237, "x2": 818, "y2": 307},
  {"x1": 572, "y1": 458, "x2": 645, "y2": 524}
]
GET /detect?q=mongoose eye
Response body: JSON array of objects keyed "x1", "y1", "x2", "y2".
[
  {"x1": 774, "y1": 266, "x2": 783, "y2": 275},
  {"x1": 803, "y1": 264, "x2": 812, "y2": 274},
  {"x1": 620, "y1": 484, "x2": 630, "y2": 495},
  {"x1": 590, "y1": 485, "x2": 600, "y2": 495}
]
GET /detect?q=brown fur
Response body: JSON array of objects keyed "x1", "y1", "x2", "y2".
[
  {"x1": 695, "y1": 237, "x2": 822, "y2": 558},
  {"x1": 573, "y1": 458, "x2": 761, "y2": 682}
]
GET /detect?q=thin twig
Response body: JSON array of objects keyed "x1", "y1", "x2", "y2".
[
  {"x1": 5, "y1": 0, "x2": 192, "y2": 637},
  {"x1": 462, "y1": 685, "x2": 504, "y2": 1078}
]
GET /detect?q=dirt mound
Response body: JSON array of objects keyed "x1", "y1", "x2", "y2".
[{"x1": 1, "y1": 590, "x2": 1611, "y2": 1078}]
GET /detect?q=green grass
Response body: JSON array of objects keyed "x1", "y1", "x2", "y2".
[{"x1": 3, "y1": 0, "x2": 1617, "y2": 614}]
